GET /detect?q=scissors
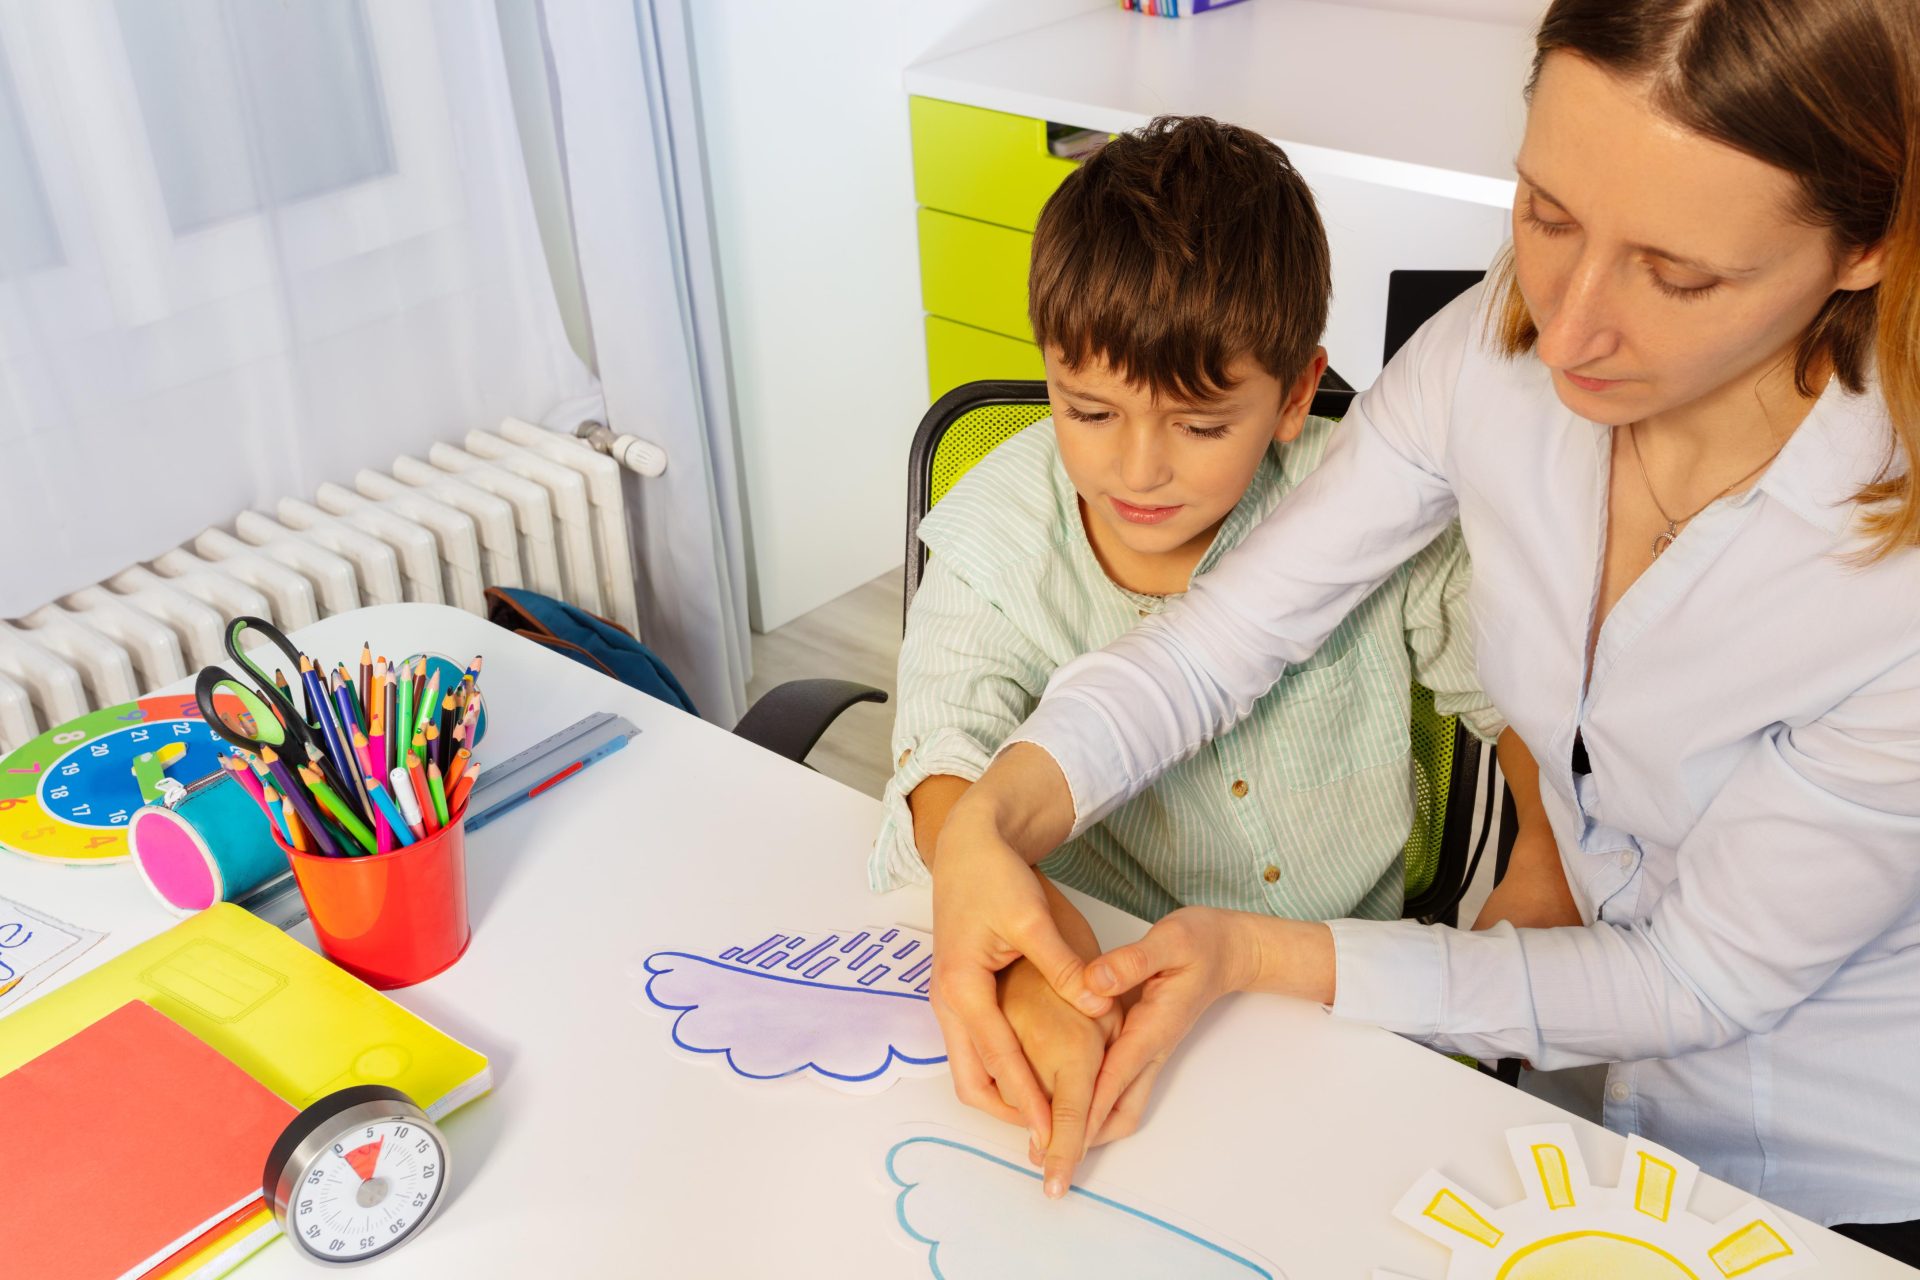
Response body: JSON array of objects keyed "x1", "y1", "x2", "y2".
[{"x1": 193, "y1": 615, "x2": 336, "y2": 781}]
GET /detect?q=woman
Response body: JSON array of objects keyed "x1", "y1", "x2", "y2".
[{"x1": 928, "y1": 0, "x2": 1920, "y2": 1259}]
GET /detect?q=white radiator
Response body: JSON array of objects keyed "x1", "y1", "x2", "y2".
[{"x1": 0, "y1": 419, "x2": 641, "y2": 754}]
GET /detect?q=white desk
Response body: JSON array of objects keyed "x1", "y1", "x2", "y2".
[{"x1": 1, "y1": 604, "x2": 1902, "y2": 1276}]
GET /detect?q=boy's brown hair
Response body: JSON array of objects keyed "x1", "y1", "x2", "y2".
[{"x1": 1028, "y1": 115, "x2": 1330, "y2": 405}]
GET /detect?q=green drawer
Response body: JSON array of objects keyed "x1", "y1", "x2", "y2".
[
  {"x1": 926, "y1": 316, "x2": 1045, "y2": 402},
  {"x1": 919, "y1": 208, "x2": 1034, "y2": 342},
  {"x1": 910, "y1": 96, "x2": 1080, "y2": 232}
]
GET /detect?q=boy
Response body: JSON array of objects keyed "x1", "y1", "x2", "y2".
[{"x1": 871, "y1": 117, "x2": 1548, "y2": 1152}]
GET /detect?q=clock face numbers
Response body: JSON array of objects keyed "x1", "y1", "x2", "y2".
[
  {"x1": 290, "y1": 1118, "x2": 446, "y2": 1263},
  {"x1": 0, "y1": 696, "x2": 227, "y2": 863}
]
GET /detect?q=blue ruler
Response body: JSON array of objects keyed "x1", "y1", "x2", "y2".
[{"x1": 464, "y1": 711, "x2": 639, "y2": 833}]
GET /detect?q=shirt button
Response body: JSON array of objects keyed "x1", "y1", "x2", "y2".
[
  {"x1": 897, "y1": 748, "x2": 912, "y2": 767},
  {"x1": 1617, "y1": 851, "x2": 1634, "y2": 871},
  {"x1": 1263, "y1": 865, "x2": 1281, "y2": 884},
  {"x1": 1137, "y1": 608, "x2": 1150, "y2": 618},
  {"x1": 1230, "y1": 779, "x2": 1249, "y2": 799},
  {"x1": 1607, "y1": 1081, "x2": 1630, "y2": 1103}
]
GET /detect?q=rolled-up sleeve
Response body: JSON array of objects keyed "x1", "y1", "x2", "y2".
[
  {"x1": 1330, "y1": 640, "x2": 1920, "y2": 1068},
  {"x1": 1402, "y1": 520, "x2": 1505, "y2": 743},
  {"x1": 869, "y1": 557, "x2": 1048, "y2": 891},
  {"x1": 1008, "y1": 293, "x2": 1471, "y2": 838}
]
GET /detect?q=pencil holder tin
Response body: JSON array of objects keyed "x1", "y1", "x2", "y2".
[
  {"x1": 128, "y1": 770, "x2": 290, "y2": 915},
  {"x1": 275, "y1": 811, "x2": 471, "y2": 990}
]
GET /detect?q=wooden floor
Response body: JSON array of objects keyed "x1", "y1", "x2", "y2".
[{"x1": 746, "y1": 566, "x2": 903, "y2": 798}]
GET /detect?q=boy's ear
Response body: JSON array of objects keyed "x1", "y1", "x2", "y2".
[{"x1": 1273, "y1": 347, "x2": 1329, "y2": 444}]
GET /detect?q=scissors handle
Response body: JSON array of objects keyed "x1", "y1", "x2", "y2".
[
  {"x1": 195, "y1": 665, "x2": 305, "y2": 761},
  {"x1": 224, "y1": 616, "x2": 310, "y2": 716}
]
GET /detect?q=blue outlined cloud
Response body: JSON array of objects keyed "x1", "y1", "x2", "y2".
[
  {"x1": 638, "y1": 926, "x2": 946, "y2": 1092},
  {"x1": 887, "y1": 1134, "x2": 1280, "y2": 1279}
]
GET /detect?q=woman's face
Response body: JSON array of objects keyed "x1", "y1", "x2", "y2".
[{"x1": 1511, "y1": 51, "x2": 1884, "y2": 427}]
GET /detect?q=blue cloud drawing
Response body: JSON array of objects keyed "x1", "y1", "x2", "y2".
[
  {"x1": 888, "y1": 1135, "x2": 1278, "y2": 1279},
  {"x1": 641, "y1": 927, "x2": 946, "y2": 1089}
]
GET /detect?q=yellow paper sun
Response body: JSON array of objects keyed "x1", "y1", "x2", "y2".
[{"x1": 1375, "y1": 1124, "x2": 1812, "y2": 1280}]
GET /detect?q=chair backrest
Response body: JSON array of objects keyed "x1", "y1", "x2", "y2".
[{"x1": 899, "y1": 372, "x2": 1478, "y2": 912}]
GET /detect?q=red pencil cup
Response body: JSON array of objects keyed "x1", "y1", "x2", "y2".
[{"x1": 273, "y1": 815, "x2": 472, "y2": 989}]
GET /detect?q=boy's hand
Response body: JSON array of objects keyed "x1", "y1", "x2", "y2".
[{"x1": 998, "y1": 956, "x2": 1122, "y2": 1198}]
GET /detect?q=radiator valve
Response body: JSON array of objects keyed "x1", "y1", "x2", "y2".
[{"x1": 575, "y1": 420, "x2": 667, "y2": 477}]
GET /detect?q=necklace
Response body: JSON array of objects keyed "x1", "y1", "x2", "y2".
[{"x1": 1626, "y1": 422, "x2": 1787, "y2": 558}]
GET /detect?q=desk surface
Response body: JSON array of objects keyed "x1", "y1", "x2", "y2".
[
  {"x1": 904, "y1": 1, "x2": 1533, "y2": 208},
  {"x1": 0, "y1": 604, "x2": 1901, "y2": 1276}
]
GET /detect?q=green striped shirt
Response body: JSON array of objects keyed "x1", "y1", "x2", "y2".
[{"x1": 869, "y1": 417, "x2": 1502, "y2": 922}]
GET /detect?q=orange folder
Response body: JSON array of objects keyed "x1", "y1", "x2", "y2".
[{"x1": 0, "y1": 1001, "x2": 295, "y2": 1280}]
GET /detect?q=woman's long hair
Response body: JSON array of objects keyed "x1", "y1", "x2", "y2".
[{"x1": 1490, "y1": 0, "x2": 1920, "y2": 560}]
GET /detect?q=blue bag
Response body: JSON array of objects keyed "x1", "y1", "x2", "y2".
[{"x1": 485, "y1": 587, "x2": 696, "y2": 716}]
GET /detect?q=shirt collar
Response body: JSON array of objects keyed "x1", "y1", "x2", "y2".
[{"x1": 1750, "y1": 376, "x2": 1901, "y2": 539}]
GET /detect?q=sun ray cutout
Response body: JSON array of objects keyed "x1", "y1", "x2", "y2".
[{"x1": 1375, "y1": 1125, "x2": 1814, "y2": 1280}]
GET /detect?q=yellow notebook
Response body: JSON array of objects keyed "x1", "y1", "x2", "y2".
[
  {"x1": 0, "y1": 904, "x2": 492, "y2": 1280},
  {"x1": 0, "y1": 902, "x2": 490, "y2": 1112}
]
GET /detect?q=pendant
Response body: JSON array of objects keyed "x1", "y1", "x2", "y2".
[{"x1": 1651, "y1": 523, "x2": 1677, "y2": 558}]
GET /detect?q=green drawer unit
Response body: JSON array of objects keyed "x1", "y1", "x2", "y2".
[
  {"x1": 910, "y1": 96, "x2": 1080, "y2": 232},
  {"x1": 926, "y1": 316, "x2": 1045, "y2": 399},
  {"x1": 918, "y1": 208, "x2": 1035, "y2": 343}
]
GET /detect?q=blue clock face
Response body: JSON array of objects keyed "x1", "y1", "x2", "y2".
[{"x1": 41, "y1": 720, "x2": 228, "y2": 828}]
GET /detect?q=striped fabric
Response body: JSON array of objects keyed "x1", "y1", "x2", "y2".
[{"x1": 869, "y1": 417, "x2": 1503, "y2": 923}]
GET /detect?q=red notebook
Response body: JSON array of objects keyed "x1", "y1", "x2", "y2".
[{"x1": 0, "y1": 1000, "x2": 296, "y2": 1280}]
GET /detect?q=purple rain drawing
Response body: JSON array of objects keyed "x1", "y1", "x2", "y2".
[{"x1": 638, "y1": 926, "x2": 948, "y2": 1092}]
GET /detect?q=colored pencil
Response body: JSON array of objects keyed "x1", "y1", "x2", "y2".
[
  {"x1": 276, "y1": 788, "x2": 308, "y2": 852},
  {"x1": 427, "y1": 760, "x2": 449, "y2": 828},
  {"x1": 261, "y1": 747, "x2": 339, "y2": 857},
  {"x1": 447, "y1": 746, "x2": 471, "y2": 790},
  {"x1": 252, "y1": 775, "x2": 292, "y2": 844},
  {"x1": 448, "y1": 762, "x2": 477, "y2": 820},
  {"x1": 384, "y1": 677, "x2": 399, "y2": 775},
  {"x1": 365, "y1": 776, "x2": 417, "y2": 847},
  {"x1": 398, "y1": 660, "x2": 416, "y2": 766},
  {"x1": 223, "y1": 755, "x2": 287, "y2": 843},
  {"x1": 413, "y1": 671, "x2": 441, "y2": 743},
  {"x1": 301, "y1": 765, "x2": 376, "y2": 856},
  {"x1": 358, "y1": 643, "x2": 372, "y2": 724},
  {"x1": 405, "y1": 751, "x2": 434, "y2": 832}
]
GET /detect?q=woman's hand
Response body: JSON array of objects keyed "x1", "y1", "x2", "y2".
[
  {"x1": 998, "y1": 957, "x2": 1122, "y2": 1197},
  {"x1": 929, "y1": 747, "x2": 1101, "y2": 1153},
  {"x1": 1074, "y1": 908, "x2": 1264, "y2": 1168}
]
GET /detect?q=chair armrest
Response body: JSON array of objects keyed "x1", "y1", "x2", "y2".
[{"x1": 733, "y1": 679, "x2": 888, "y2": 764}]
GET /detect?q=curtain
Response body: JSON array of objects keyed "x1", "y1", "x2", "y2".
[
  {"x1": 0, "y1": 0, "x2": 594, "y2": 614},
  {"x1": 538, "y1": 0, "x2": 752, "y2": 725}
]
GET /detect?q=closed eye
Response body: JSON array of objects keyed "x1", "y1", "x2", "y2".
[{"x1": 1062, "y1": 404, "x2": 1112, "y2": 423}]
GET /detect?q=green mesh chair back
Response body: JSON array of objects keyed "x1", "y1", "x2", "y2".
[{"x1": 904, "y1": 377, "x2": 1489, "y2": 922}]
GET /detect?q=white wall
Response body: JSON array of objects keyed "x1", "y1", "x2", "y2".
[
  {"x1": 689, "y1": 1, "x2": 1106, "y2": 632},
  {"x1": 1332, "y1": 0, "x2": 1544, "y2": 25}
]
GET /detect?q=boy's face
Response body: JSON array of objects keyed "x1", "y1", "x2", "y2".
[{"x1": 1046, "y1": 347, "x2": 1325, "y2": 580}]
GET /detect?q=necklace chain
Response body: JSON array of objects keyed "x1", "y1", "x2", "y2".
[{"x1": 1627, "y1": 421, "x2": 1786, "y2": 558}]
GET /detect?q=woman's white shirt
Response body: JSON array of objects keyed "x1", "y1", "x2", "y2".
[{"x1": 1008, "y1": 281, "x2": 1920, "y2": 1225}]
